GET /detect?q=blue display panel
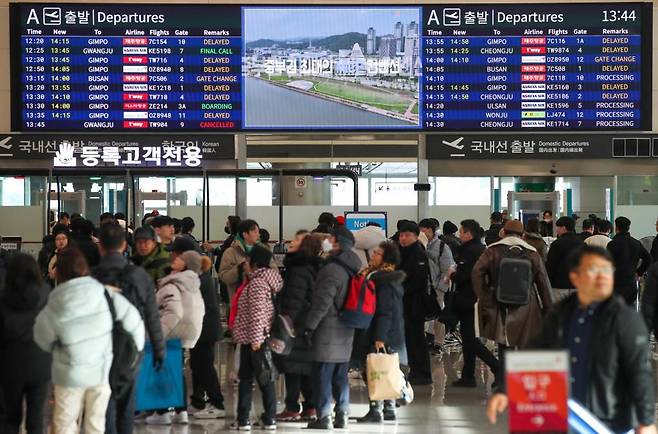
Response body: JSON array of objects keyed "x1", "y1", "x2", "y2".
[
  {"x1": 11, "y1": 3, "x2": 652, "y2": 132},
  {"x1": 12, "y1": 4, "x2": 242, "y2": 131},
  {"x1": 421, "y1": 3, "x2": 651, "y2": 130}
]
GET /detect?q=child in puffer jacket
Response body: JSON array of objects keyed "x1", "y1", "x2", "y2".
[
  {"x1": 231, "y1": 245, "x2": 283, "y2": 431},
  {"x1": 145, "y1": 250, "x2": 210, "y2": 426}
]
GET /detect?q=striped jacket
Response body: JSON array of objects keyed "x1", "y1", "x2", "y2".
[{"x1": 233, "y1": 267, "x2": 283, "y2": 346}]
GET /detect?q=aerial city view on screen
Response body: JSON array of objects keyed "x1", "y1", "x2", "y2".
[{"x1": 243, "y1": 7, "x2": 422, "y2": 129}]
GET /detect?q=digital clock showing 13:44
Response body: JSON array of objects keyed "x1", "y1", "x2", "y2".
[{"x1": 602, "y1": 10, "x2": 637, "y2": 22}]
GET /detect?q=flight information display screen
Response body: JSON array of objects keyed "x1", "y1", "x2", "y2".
[
  {"x1": 12, "y1": 4, "x2": 242, "y2": 131},
  {"x1": 11, "y1": 3, "x2": 653, "y2": 132},
  {"x1": 422, "y1": 3, "x2": 652, "y2": 130}
]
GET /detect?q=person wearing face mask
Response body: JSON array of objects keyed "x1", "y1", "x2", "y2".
[
  {"x1": 539, "y1": 210, "x2": 554, "y2": 237},
  {"x1": 219, "y1": 219, "x2": 278, "y2": 303},
  {"x1": 275, "y1": 231, "x2": 323, "y2": 423}
]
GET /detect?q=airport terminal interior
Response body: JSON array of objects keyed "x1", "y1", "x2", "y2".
[{"x1": 1, "y1": 0, "x2": 658, "y2": 433}]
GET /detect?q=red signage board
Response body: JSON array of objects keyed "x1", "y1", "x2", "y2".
[{"x1": 507, "y1": 351, "x2": 569, "y2": 433}]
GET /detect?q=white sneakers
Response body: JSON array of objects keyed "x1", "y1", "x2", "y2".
[
  {"x1": 194, "y1": 404, "x2": 226, "y2": 419},
  {"x1": 144, "y1": 411, "x2": 189, "y2": 425}
]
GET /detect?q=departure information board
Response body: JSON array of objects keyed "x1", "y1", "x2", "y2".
[
  {"x1": 422, "y1": 3, "x2": 652, "y2": 130},
  {"x1": 11, "y1": 3, "x2": 652, "y2": 132},
  {"x1": 12, "y1": 4, "x2": 241, "y2": 131}
]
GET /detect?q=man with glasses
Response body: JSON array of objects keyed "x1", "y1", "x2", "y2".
[{"x1": 487, "y1": 246, "x2": 656, "y2": 434}]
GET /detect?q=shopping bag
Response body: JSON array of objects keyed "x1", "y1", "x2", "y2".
[
  {"x1": 135, "y1": 339, "x2": 184, "y2": 412},
  {"x1": 366, "y1": 351, "x2": 403, "y2": 401}
]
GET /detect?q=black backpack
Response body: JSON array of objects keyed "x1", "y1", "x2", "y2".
[
  {"x1": 495, "y1": 246, "x2": 533, "y2": 306},
  {"x1": 95, "y1": 264, "x2": 144, "y2": 316},
  {"x1": 103, "y1": 290, "x2": 140, "y2": 400}
]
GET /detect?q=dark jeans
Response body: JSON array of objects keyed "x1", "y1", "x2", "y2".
[
  {"x1": 312, "y1": 362, "x2": 349, "y2": 420},
  {"x1": 404, "y1": 317, "x2": 432, "y2": 381},
  {"x1": 1, "y1": 379, "x2": 48, "y2": 434},
  {"x1": 190, "y1": 340, "x2": 225, "y2": 409},
  {"x1": 237, "y1": 345, "x2": 276, "y2": 425},
  {"x1": 284, "y1": 373, "x2": 314, "y2": 413},
  {"x1": 457, "y1": 309, "x2": 499, "y2": 380},
  {"x1": 105, "y1": 379, "x2": 136, "y2": 434}
]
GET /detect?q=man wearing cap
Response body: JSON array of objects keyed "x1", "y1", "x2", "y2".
[
  {"x1": 472, "y1": 220, "x2": 553, "y2": 384},
  {"x1": 303, "y1": 226, "x2": 361, "y2": 430},
  {"x1": 132, "y1": 226, "x2": 172, "y2": 284},
  {"x1": 151, "y1": 215, "x2": 176, "y2": 251},
  {"x1": 546, "y1": 216, "x2": 584, "y2": 296},
  {"x1": 397, "y1": 221, "x2": 433, "y2": 386}
]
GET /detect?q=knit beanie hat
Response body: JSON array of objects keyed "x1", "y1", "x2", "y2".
[
  {"x1": 332, "y1": 225, "x2": 355, "y2": 250},
  {"x1": 180, "y1": 250, "x2": 211, "y2": 275}
]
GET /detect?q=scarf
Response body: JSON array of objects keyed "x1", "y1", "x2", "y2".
[
  {"x1": 361, "y1": 262, "x2": 396, "y2": 277},
  {"x1": 235, "y1": 234, "x2": 254, "y2": 254}
]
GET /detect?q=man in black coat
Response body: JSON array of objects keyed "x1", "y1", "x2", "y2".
[
  {"x1": 607, "y1": 216, "x2": 652, "y2": 305},
  {"x1": 452, "y1": 219, "x2": 498, "y2": 387},
  {"x1": 397, "y1": 221, "x2": 432, "y2": 386},
  {"x1": 484, "y1": 212, "x2": 504, "y2": 246},
  {"x1": 93, "y1": 223, "x2": 164, "y2": 434},
  {"x1": 488, "y1": 246, "x2": 656, "y2": 434},
  {"x1": 650, "y1": 217, "x2": 658, "y2": 263},
  {"x1": 170, "y1": 236, "x2": 226, "y2": 418},
  {"x1": 546, "y1": 216, "x2": 584, "y2": 290}
]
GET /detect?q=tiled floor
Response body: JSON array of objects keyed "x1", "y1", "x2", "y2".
[{"x1": 132, "y1": 341, "x2": 506, "y2": 434}]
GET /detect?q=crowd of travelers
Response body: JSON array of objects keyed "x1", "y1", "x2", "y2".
[{"x1": 0, "y1": 209, "x2": 657, "y2": 433}]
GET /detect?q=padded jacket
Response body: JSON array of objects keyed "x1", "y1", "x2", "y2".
[
  {"x1": 530, "y1": 294, "x2": 655, "y2": 432},
  {"x1": 156, "y1": 270, "x2": 205, "y2": 348},
  {"x1": 34, "y1": 276, "x2": 145, "y2": 388}
]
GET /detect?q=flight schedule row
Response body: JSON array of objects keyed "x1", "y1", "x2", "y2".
[
  {"x1": 20, "y1": 35, "x2": 241, "y2": 130},
  {"x1": 421, "y1": 34, "x2": 642, "y2": 130}
]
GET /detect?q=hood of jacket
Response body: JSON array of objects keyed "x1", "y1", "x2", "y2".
[
  {"x1": 353, "y1": 226, "x2": 386, "y2": 251},
  {"x1": 488, "y1": 235, "x2": 537, "y2": 252},
  {"x1": 328, "y1": 248, "x2": 362, "y2": 275},
  {"x1": 48, "y1": 276, "x2": 106, "y2": 319},
  {"x1": 370, "y1": 269, "x2": 406, "y2": 295},
  {"x1": 1, "y1": 283, "x2": 49, "y2": 342},
  {"x1": 158, "y1": 269, "x2": 200, "y2": 293},
  {"x1": 284, "y1": 251, "x2": 322, "y2": 270},
  {"x1": 524, "y1": 232, "x2": 544, "y2": 241},
  {"x1": 250, "y1": 267, "x2": 283, "y2": 292}
]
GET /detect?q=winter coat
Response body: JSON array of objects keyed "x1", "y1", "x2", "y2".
[
  {"x1": 453, "y1": 238, "x2": 486, "y2": 312},
  {"x1": 546, "y1": 232, "x2": 584, "y2": 289},
  {"x1": 425, "y1": 234, "x2": 455, "y2": 292},
  {"x1": 233, "y1": 267, "x2": 283, "y2": 346},
  {"x1": 92, "y1": 252, "x2": 165, "y2": 359},
  {"x1": 38, "y1": 236, "x2": 55, "y2": 276},
  {"x1": 641, "y1": 262, "x2": 658, "y2": 339},
  {"x1": 607, "y1": 232, "x2": 652, "y2": 302},
  {"x1": 219, "y1": 240, "x2": 277, "y2": 299},
  {"x1": 539, "y1": 220, "x2": 554, "y2": 237},
  {"x1": 0, "y1": 282, "x2": 52, "y2": 384},
  {"x1": 352, "y1": 226, "x2": 387, "y2": 270},
  {"x1": 198, "y1": 269, "x2": 222, "y2": 343},
  {"x1": 485, "y1": 223, "x2": 504, "y2": 246},
  {"x1": 585, "y1": 234, "x2": 612, "y2": 249},
  {"x1": 651, "y1": 235, "x2": 658, "y2": 264},
  {"x1": 156, "y1": 270, "x2": 205, "y2": 348},
  {"x1": 132, "y1": 243, "x2": 171, "y2": 285},
  {"x1": 304, "y1": 249, "x2": 361, "y2": 363},
  {"x1": 472, "y1": 236, "x2": 553, "y2": 347},
  {"x1": 532, "y1": 294, "x2": 655, "y2": 432},
  {"x1": 398, "y1": 242, "x2": 431, "y2": 320},
  {"x1": 440, "y1": 233, "x2": 462, "y2": 260},
  {"x1": 34, "y1": 276, "x2": 145, "y2": 388},
  {"x1": 523, "y1": 232, "x2": 548, "y2": 263},
  {"x1": 368, "y1": 270, "x2": 406, "y2": 355},
  {"x1": 276, "y1": 253, "x2": 321, "y2": 374}
]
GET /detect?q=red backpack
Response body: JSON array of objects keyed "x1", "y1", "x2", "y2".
[{"x1": 338, "y1": 273, "x2": 377, "y2": 329}]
